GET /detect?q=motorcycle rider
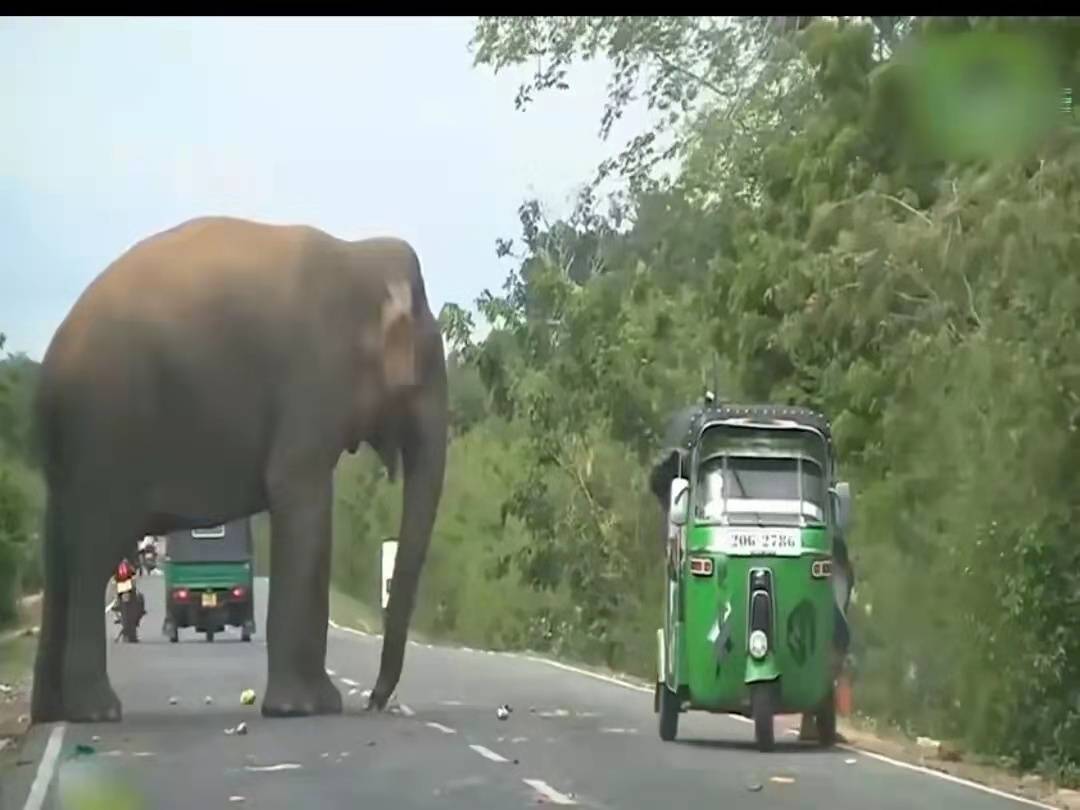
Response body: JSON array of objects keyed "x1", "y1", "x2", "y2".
[{"x1": 112, "y1": 556, "x2": 146, "y2": 638}]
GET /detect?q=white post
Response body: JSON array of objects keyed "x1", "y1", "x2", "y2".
[{"x1": 380, "y1": 539, "x2": 399, "y2": 611}]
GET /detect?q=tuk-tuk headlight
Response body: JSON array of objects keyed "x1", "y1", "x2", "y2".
[{"x1": 748, "y1": 629, "x2": 769, "y2": 660}]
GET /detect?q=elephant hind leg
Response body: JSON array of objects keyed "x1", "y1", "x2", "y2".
[
  {"x1": 31, "y1": 494, "x2": 69, "y2": 723},
  {"x1": 262, "y1": 468, "x2": 341, "y2": 718}
]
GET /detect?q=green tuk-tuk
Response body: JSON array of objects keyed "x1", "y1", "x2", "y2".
[
  {"x1": 650, "y1": 399, "x2": 854, "y2": 751},
  {"x1": 162, "y1": 519, "x2": 256, "y2": 643}
]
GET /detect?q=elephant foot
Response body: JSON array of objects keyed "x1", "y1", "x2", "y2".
[
  {"x1": 30, "y1": 690, "x2": 65, "y2": 725},
  {"x1": 366, "y1": 677, "x2": 398, "y2": 712},
  {"x1": 64, "y1": 679, "x2": 122, "y2": 723},
  {"x1": 262, "y1": 671, "x2": 342, "y2": 718}
]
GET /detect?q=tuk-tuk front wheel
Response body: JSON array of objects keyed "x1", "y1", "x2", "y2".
[
  {"x1": 751, "y1": 682, "x2": 776, "y2": 752},
  {"x1": 658, "y1": 683, "x2": 679, "y2": 742},
  {"x1": 241, "y1": 620, "x2": 254, "y2": 642}
]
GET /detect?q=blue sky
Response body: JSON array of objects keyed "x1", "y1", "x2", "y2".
[{"x1": 1, "y1": 17, "x2": 652, "y2": 360}]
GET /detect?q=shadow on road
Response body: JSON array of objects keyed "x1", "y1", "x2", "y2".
[{"x1": 674, "y1": 737, "x2": 843, "y2": 755}]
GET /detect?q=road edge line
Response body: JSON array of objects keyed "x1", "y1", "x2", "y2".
[
  {"x1": 22, "y1": 723, "x2": 65, "y2": 810},
  {"x1": 840, "y1": 745, "x2": 1058, "y2": 810},
  {"x1": 325, "y1": 616, "x2": 1052, "y2": 808}
]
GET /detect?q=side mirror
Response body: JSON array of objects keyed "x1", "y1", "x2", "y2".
[
  {"x1": 669, "y1": 477, "x2": 690, "y2": 526},
  {"x1": 832, "y1": 482, "x2": 852, "y2": 533},
  {"x1": 380, "y1": 538, "x2": 399, "y2": 611}
]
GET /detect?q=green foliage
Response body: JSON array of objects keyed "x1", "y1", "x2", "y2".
[
  {"x1": 308, "y1": 15, "x2": 1080, "y2": 778},
  {"x1": 0, "y1": 341, "x2": 44, "y2": 625}
]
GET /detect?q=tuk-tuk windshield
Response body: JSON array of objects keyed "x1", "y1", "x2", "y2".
[
  {"x1": 693, "y1": 424, "x2": 828, "y2": 527},
  {"x1": 166, "y1": 520, "x2": 253, "y2": 563}
]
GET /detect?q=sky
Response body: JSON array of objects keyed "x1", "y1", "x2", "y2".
[{"x1": 0, "y1": 16, "x2": 653, "y2": 360}]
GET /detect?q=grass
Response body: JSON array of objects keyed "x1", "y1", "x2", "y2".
[{"x1": 328, "y1": 588, "x2": 383, "y2": 636}]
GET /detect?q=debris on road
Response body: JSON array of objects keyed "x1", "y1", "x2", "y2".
[
  {"x1": 235, "y1": 722, "x2": 248, "y2": 736},
  {"x1": 245, "y1": 762, "x2": 302, "y2": 773},
  {"x1": 769, "y1": 776, "x2": 795, "y2": 785},
  {"x1": 600, "y1": 728, "x2": 638, "y2": 735},
  {"x1": 536, "y1": 708, "x2": 570, "y2": 718},
  {"x1": 367, "y1": 740, "x2": 377, "y2": 747},
  {"x1": 17, "y1": 714, "x2": 28, "y2": 725},
  {"x1": 496, "y1": 704, "x2": 512, "y2": 720},
  {"x1": 91, "y1": 735, "x2": 101, "y2": 743},
  {"x1": 240, "y1": 689, "x2": 256, "y2": 705},
  {"x1": 320, "y1": 752, "x2": 329, "y2": 758},
  {"x1": 204, "y1": 695, "x2": 214, "y2": 705},
  {"x1": 511, "y1": 737, "x2": 528, "y2": 744},
  {"x1": 229, "y1": 797, "x2": 246, "y2": 804},
  {"x1": 0, "y1": 683, "x2": 12, "y2": 695},
  {"x1": 916, "y1": 735, "x2": 940, "y2": 753},
  {"x1": 132, "y1": 751, "x2": 156, "y2": 758},
  {"x1": 746, "y1": 783, "x2": 763, "y2": 792},
  {"x1": 845, "y1": 758, "x2": 857, "y2": 765},
  {"x1": 168, "y1": 696, "x2": 180, "y2": 705},
  {"x1": 347, "y1": 688, "x2": 359, "y2": 696}
]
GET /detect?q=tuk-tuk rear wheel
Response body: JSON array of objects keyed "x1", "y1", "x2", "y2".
[
  {"x1": 815, "y1": 690, "x2": 837, "y2": 747},
  {"x1": 751, "y1": 682, "x2": 776, "y2": 752},
  {"x1": 658, "y1": 684, "x2": 679, "y2": 742}
]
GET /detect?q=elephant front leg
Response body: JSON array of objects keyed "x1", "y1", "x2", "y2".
[{"x1": 262, "y1": 471, "x2": 342, "y2": 718}]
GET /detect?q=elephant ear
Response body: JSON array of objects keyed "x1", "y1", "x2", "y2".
[{"x1": 381, "y1": 280, "x2": 417, "y2": 390}]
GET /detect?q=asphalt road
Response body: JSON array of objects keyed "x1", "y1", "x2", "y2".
[{"x1": 2, "y1": 576, "x2": 1053, "y2": 810}]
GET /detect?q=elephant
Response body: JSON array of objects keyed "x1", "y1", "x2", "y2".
[{"x1": 30, "y1": 216, "x2": 448, "y2": 723}]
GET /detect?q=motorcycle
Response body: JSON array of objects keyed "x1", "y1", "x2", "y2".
[{"x1": 113, "y1": 559, "x2": 146, "y2": 643}]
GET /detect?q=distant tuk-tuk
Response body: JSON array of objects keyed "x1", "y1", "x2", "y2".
[
  {"x1": 162, "y1": 518, "x2": 256, "y2": 643},
  {"x1": 650, "y1": 399, "x2": 854, "y2": 751}
]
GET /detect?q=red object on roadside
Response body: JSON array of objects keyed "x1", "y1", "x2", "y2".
[{"x1": 836, "y1": 673, "x2": 853, "y2": 716}]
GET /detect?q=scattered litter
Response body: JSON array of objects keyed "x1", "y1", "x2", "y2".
[
  {"x1": 73, "y1": 744, "x2": 96, "y2": 757},
  {"x1": 90, "y1": 735, "x2": 101, "y2": 743},
  {"x1": 168, "y1": 696, "x2": 179, "y2": 706},
  {"x1": 600, "y1": 728, "x2": 638, "y2": 735},
  {"x1": 0, "y1": 683, "x2": 12, "y2": 694},
  {"x1": 746, "y1": 783, "x2": 763, "y2": 792},
  {"x1": 204, "y1": 696, "x2": 214, "y2": 705},
  {"x1": 440, "y1": 700, "x2": 463, "y2": 706},
  {"x1": 916, "y1": 735, "x2": 940, "y2": 752},
  {"x1": 845, "y1": 758, "x2": 857, "y2": 765},
  {"x1": 367, "y1": 740, "x2": 376, "y2": 747},
  {"x1": 325, "y1": 668, "x2": 336, "y2": 677},
  {"x1": 362, "y1": 689, "x2": 372, "y2": 698},
  {"x1": 320, "y1": 752, "x2": 329, "y2": 758},
  {"x1": 245, "y1": 763, "x2": 302, "y2": 773},
  {"x1": 17, "y1": 714, "x2": 28, "y2": 725},
  {"x1": 99, "y1": 750, "x2": 124, "y2": 757},
  {"x1": 348, "y1": 688, "x2": 359, "y2": 697},
  {"x1": 769, "y1": 776, "x2": 795, "y2": 785},
  {"x1": 0, "y1": 738, "x2": 11, "y2": 754},
  {"x1": 496, "y1": 704, "x2": 512, "y2": 720},
  {"x1": 340, "y1": 677, "x2": 360, "y2": 688},
  {"x1": 132, "y1": 751, "x2": 156, "y2": 758},
  {"x1": 240, "y1": 689, "x2": 256, "y2": 706},
  {"x1": 339, "y1": 751, "x2": 350, "y2": 758},
  {"x1": 511, "y1": 737, "x2": 528, "y2": 744},
  {"x1": 574, "y1": 711, "x2": 599, "y2": 718},
  {"x1": 229, "y1": 797, "x2": 246, "y2": 803},
  {"x1": 235, "y1": 722, "x2": 248, "y2": 736}
]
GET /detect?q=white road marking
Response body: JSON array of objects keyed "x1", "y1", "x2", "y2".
[
  {"x1": 469, "y1": 744, "x2": 509, "y2": 763},
  {"x1": 523, "y1": 778, "x2": 576, "y2": 805},
  {"x1": 327, "y1": 619, "x2": 370, "y2": 638},
  {"x1": 245, "y1": 763, "x2": 302, "y2": 773},
  {"x1": 440, "y1": 700, "x2": 463, "y2": 706},
  {"x1": 842, "y1": 747, "x2": 1058, "y2": 809},
  {"x1": 22, "y1": 723, "x2": 65, "y2": 810},
  {"x1": 324, "y1": 617, "x2": 1051, "y2": 808},
  {"x1": 425, "y1": 721, "x2": 456, "y2": 735}
]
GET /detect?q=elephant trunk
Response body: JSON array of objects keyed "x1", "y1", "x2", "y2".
[{"x1": 368, "y1": 376, "x2": 447, "y2": 710}]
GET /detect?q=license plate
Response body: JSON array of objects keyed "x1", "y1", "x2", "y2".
[
  {"x1": 201, "y1": 592, "x2": 217, "y2": 608},
  {"x1": 116, "y1": 579, "x2": 133, "y2": 594},
  {"x1": 718, "y1": 527, "x2": 802, "y2": 557}
]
